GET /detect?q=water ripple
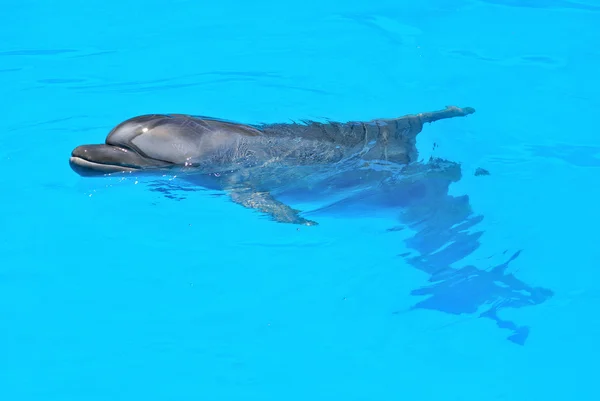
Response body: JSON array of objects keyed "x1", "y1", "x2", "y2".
[
  {"x1": 444, "y1": 49, "x2": 566, "y2": 68},
  {"x1": 0, "y1": 49, "x2": 78, "y2": 56},
  {"x1": 526, "y1": 144, "x2": 600, "y2": 167},
  {"x1": 476, "y1": 0, "x2": 600, "y2": 12}
]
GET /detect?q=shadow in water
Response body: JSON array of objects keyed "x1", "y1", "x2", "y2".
[
  {"x1": 141, "y1": 156, "x2": 553, "y2": 345},
  {"x1": 303, "y1": 157, "x2": 553, "y2": 345},
  {"x1": 397, "y1": 187, "x2": 553, "y2": 345}
]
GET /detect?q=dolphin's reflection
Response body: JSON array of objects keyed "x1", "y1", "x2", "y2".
[
  {"x1": 396, "y1": 160, "x2": 552, "y2": 345},
  {"x1": 146, "y1": 156, "x2": 553, "y2": 344},
  {"x1": 305, "y1": 157, "x2": 553, "y2": 345}
]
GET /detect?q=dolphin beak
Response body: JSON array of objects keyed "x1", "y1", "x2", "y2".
[
  {"x1": 69, "y1": 144, "x2": 175, "y2": 176},
  {"x1": 69, "y1": 144, "x2": 142, "y2": 176}
]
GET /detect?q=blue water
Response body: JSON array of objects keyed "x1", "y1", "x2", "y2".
[{"x1": 1, "y1": 0, "x2": 599, "y2": 399}]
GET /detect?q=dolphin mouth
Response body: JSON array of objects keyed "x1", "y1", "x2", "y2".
[{"x1": 69, "y1": 144, "x2": 171, "y2": 176}]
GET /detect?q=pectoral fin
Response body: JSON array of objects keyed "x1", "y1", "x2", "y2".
[{"x1": 228, "y1": 187, "x2": 318, "y2": 226}]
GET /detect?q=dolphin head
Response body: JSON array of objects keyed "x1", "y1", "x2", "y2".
[
  {"x1": 69, "y1": 114, "x2": 180, "y2": 176},
  {"x1": 69, "y1": 114, "x2": 261, "y2": 177}
]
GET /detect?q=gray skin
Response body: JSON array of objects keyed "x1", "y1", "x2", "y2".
[{"x1": 69, "y1": 105, "x2": 475, "y2": 225}]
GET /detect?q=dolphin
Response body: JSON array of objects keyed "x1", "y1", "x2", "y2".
[{"x1": 69, "y1": 105, "x2": 475, "y2": 225}]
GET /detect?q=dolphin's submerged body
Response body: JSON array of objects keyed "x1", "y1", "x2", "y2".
[{"x1": 69, "y1": 105, "x2": 475, "y2": 224}]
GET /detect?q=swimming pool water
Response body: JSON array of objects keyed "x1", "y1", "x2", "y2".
[{"x1": 1, "y1": 0, "x2": 599, "y2": 400}]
